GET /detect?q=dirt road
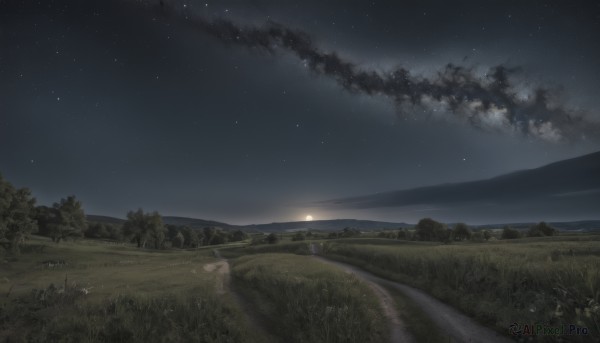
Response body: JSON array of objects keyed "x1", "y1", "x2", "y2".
[
  {"x1": 206, "y1": 253, "x2": 278, "y2": 343},
  {"x1": 314, "y1": 255, "x2": 513, "y2": 343}
]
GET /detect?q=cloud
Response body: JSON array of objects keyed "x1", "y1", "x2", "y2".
[{"x1": 156, "y1": 1, "x2": 599, "y2": 142}]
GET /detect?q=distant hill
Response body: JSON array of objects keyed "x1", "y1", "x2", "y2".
[
  {"x1": 244, "y1": 219, "x2": 411, "y2": 233},
  {"x1": 161, "y1": 216, "x2": 241, "y2": 230},
  {"x1": 475, "y1": 220, "x2": 600, "y2": 231},
  {"x1": 86, "y1": 214, "x2": 239, "y2": 230},
  {"x1": 86, "y1": 216, "x2": 599, "y2": 233}
]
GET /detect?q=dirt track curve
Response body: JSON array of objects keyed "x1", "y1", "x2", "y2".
[{"x1": 313, "y1": 255, "x2": 513, "y2": 343}]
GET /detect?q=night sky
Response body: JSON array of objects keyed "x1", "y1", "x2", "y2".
[{"x1": 2, "y1": 0, "x2": 600, "y2": 224}]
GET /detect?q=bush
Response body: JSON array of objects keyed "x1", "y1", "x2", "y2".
[
  {"x1": 266, "y1": 233, "x2": 279, "y2": 244},
  {"x1": 527, "y1": 222, "x2": 558, "y2": 237},
  {"x1": 415, "y1": 218, "x2": 448, "y2": 241},
  {"x1": 501, "y1": 226, "x2": 521, "y2": 239},
  {"x1": 291, "y1": 232, "x2": 306, "y2": 241}
]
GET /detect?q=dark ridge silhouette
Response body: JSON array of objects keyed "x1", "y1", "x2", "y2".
[{"x1": 321, "y1": 150, "x2": 600, "y2": 209}]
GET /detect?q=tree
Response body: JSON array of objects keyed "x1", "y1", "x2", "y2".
[
  {"x1": 211, "y1": 231, "x2": 228, "y2": 245},
  {"x1": 266, "y1": 233, "x2": 279, "y2": 244},
  {"x1": 181, "y1": 227, "x2": 201, "y2": 248},
  {"x1": 291, "y1": 232, "x2": 306, "y2": 241},
  {"x1": 202, "y1": 227, "x2": 216, "y2": 245},
  {"x1": 340, "y1": 227, "x2": 361, "y2": 237},
  {"x1": 123, "y1": 209, "x2": 164, "y2": 248},
  {"x1": 501, "y1": 226, "x2": 521, "y2": 239},
  {"x1": 166, "y1": 224, "x2": 180, "y2": 242},
  {"x1": 397, "y1": 229, "x2": 411, "y2": 240},
  {"x1": 0, "y1": 174, "x2": 37, "y2": 253},
  {"x1": 173, "y1": 231, "x2": 185, "y2": 248},
  {"x1": 45, "y1": 196, "x2": 86, "y2": 243},
  {"x1": 482, "y1": 229, "x2": 492, "y2": 241},
  {"x1": 415, "y1": 218, "x2": 447, "y2": 241},
  {"x1": 147, "y1": 213, "x2": 166, "y2": 249},
  {"x1": 452, "y1": 223, "x2": 472, "y2": 241},
  {"x1": 230, "y1": 230, "x2": 248, "y2": 242},
  {"x1": 527, "y1": 221, "x2": 557, "y2": 237},
  {"x1": 85, "y1": 222, "x2": 110, "y2": 239}
]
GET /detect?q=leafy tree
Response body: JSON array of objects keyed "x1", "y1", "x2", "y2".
[
  {"x1": 452, "y1": 223, "x2": 472, "y2": 241},
  {"x1": 202, "y1": 227, "x2": 216, "y2": 245},
  {"x1": 123, "y1": 209, "x2": 164, "y2": 248},
  {"x1": 291, "y1": 232, "x2": 306, "y2": 241},
  {"x1": 45, "y1": 196, "x2": 87, "y2": 243},
  {"x1": 501, "y1": 226, "x2": 521, "y2": 239},
  {"x1": 527, "y1": 221, "x2": 557, "y2": 237},
  {"x1": 85, "y1": 222, "x2": 111, "y2": 239},
  {"x1": 181, "y1": 227, "x2": 201, "y2": 248},
  {"x1": 397, "y1": 229, "x2": 411, "y2": 240},
  {"x1": 340, "y1": 227, "x2": 361, "y2": 237},
  {"x1": 482, "y1": 229, "x2": 492, "y2": 241},
  {"x1": 166, "y1": 224, "x2": 180, "y2": 242},
  {"x1": 211, "y1": 231, "x2": 228, "y2": 245},
  {"x1": 266, "y1": 233, "x2": 279, "y2": 244},
  {"x1": 173, "y1": 231, "x2": 185, "y2": 248},
  {"x1": 0, "y1": 174, "x2": 37, "y2": 253},
  {"x1": 108, "y1": 224, "x2": 124, "y2": 241},
  {"x1": 230, "y1": 230, "x2": 248, "y2": 242},
  {"x1": 415, "y1": 218, "x2": 447, "y2": 241}
]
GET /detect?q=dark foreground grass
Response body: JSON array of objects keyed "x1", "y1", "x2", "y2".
[
  {"x1": 231, "y1": 253, "x2": 388, "y2": 343},
  {"x1": 1, "y1": 237, "x2": 257, "y2": 343},
  {"x1": 0, "y1": 284, "x2": 252, "y2": 343},
  {"x1": 324, "y1": 239, "x2": 600, "y2": 342}
]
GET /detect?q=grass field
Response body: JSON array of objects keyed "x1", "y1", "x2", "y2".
[
  {"x1": 231, "y1": 253, "x2": 388, "y2": 343},
  {"x1": 0, "y1": 236, "x2": 256, "y2": 342},
  {"x1": 323, "y1": 236, "x2": 600, "y2": 340},
  {"x1": 3, "y1": 233, "x2": 599, "y2": 342}
]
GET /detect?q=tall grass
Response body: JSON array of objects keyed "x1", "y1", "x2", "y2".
[
  {"x1": 231, "y1": 253, "x2": 388, "y2": 343},
  {"x1": 219, "y1": 241, "x2": 311, "y2": 258},
  {"x1": 1, "y1": 237, "x2": 256, "y2": 342},
  {"x1": 324, "y1": 240, "x2": 600, "y2": 340},
  {"x1": 0, "y1": 284, "x2": 252, "y2": 342}
]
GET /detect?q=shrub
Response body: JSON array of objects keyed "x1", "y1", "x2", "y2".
[{"x1": 501, "y1": 226, "x2": 521, "y2": 239}]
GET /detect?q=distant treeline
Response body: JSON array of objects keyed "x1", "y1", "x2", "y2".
[
  {"x1": 0, "y1": 173, "x2": 247, "y2": 254},
  {"x1": 1, "y1": 173, "x2": 558, "y2": 254},
  {"x1": 325, "y1": 218, "x2": 558, "y2": 243}
]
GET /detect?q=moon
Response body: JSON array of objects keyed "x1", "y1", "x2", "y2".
[{"x1": 305, "y1": 215, "x2": 313, "y2": 221}]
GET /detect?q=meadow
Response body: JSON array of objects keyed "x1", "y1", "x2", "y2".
[
  {"x1": 0, "y1": 236, "x2": 256, "y2": 343},
  {"x1": 230, "y1": 253, "x2": 388, "y2": 343},
  {"x1": 3, "y1": 232, "x2": 600, "y2": 342},
  {"x1": 322, "y1": 235, "x2": 600, "y2": 340}
]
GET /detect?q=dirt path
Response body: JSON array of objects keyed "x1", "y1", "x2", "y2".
[
  {"x1": 314, "y1": 256, "x2": 414, "y2": 343},
  {"x1": 314, "y1": 255, "x2": 512, "y2": 343},
  {"x1": 204, "y1": 252, "x2": 277, "y2": 343}
]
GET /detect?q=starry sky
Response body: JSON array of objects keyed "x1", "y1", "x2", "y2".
[{"x1": 1, "y1": 0, "x2": 599, "y2": 225}]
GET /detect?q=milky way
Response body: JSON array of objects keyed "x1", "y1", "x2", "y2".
[{"x1": 154, "y1": 1, "x2": 598, "y2": 143}]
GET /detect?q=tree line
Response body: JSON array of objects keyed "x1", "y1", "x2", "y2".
[
  {"x1": 324, "y1": 218, "x2": 557, "y2": 243},
  {"x1": 0, "y1": 174, "x2": 247, "y2": 254}
]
